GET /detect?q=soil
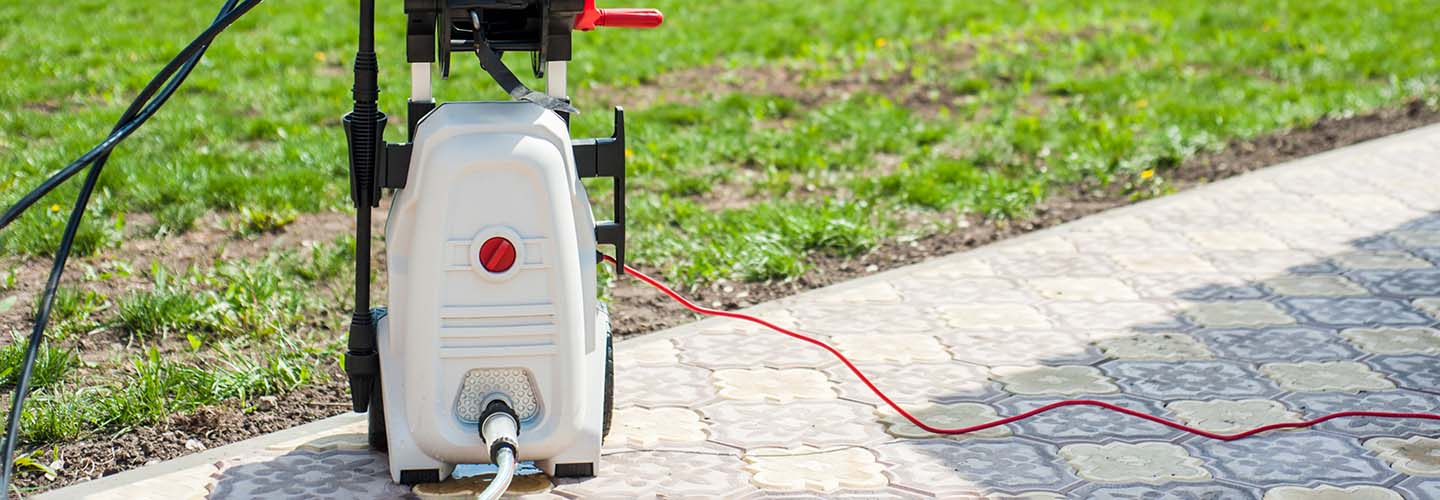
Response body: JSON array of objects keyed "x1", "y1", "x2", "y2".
[
  {"x1": 2, "y1": 96, "x2": 1436, "y2": 495},
  {"x1": 8, "y1": 377, "x2": 351, "y2": 496}
]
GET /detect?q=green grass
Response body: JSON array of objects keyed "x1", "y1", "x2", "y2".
[{"x1": 2, "y1": 1, "x2": 1437, "y2": 284}]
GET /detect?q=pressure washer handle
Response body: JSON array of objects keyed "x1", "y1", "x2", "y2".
[{"x1": 574, "y1": 0, "x2": 664, "y2": 31}]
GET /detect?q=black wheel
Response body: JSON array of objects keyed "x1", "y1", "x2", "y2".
[
  {"x1": 368, "y1": 373, "x2": 388, "y2": 452},
  {"x1": 600, "y1": 303, "x2": 615, "y2": 438}
]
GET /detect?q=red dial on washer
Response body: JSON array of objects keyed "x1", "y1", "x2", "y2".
[{"x1": 478, "y1": 237, "x2": 517, "y2": 273}]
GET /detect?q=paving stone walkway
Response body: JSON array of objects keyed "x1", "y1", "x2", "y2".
[{"x1": 47, "y1": 125, "x2": 1440, "y2": 499}]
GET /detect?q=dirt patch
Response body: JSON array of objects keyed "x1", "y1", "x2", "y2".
[
  {"x1": 605, "y1": 99, "x2": 1440, "y2": 337},
  {"x1": 0, "y1": 207, "x2": 379, "y2": 344},
  {"x1": 8, "y1": 377, "x2": 351, "y2": 496}
]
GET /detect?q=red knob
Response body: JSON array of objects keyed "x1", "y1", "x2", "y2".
[
  {"x1": 575, "y1": 0, "x2": 664, "y2": 31},
  {"x1": 479, "y1": 237, "x2": 517, "y2": 273}
]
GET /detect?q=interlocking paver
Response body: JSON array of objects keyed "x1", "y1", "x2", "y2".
[{"x1": 49, "y1": 125, "x2": 1440, "y2": 499}]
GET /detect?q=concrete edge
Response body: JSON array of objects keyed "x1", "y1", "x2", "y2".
[{"x1": 37, "y1": 412, "x2": 366, "y2": 499}]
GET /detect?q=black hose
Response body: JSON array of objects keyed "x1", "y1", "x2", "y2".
[
  {"x1": 0, "y1": 0, "x2": 260, "y2": 494},
  {"x1": 0, "y1": 0, "x2": 262, "y2": 232}
]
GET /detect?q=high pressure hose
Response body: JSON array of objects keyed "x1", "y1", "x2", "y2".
[{"x1": 0, "y1": 1, "x2": 262, "y2": 494}]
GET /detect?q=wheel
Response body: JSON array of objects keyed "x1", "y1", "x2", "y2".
[
  {"x1": 368, "y1": 373, "x2": 388, "y2": 452},
  {"x1": 600, "y1": 302, "x2": 615, "y2": 438}
]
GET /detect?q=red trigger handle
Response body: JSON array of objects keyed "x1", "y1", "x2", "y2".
[{"x1": 574, "y1": 0, "x2": 664, "y2": 31}]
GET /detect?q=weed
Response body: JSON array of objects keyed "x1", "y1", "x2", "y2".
[
  {"x1": 19, "y1": 389, "x2": 96, "y2": 443},
  {"x1": 0, "y1": 337, "x2": 78, "y2": 391},
  {"x1": 231, "y1": 206, "x2": 298, "y2": 237},
  {"x1": 114, "y1": 289, "x2": 208, "y2": 340}
]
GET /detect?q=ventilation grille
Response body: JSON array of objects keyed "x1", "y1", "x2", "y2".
[{"x1": 454, "y1": 368, "x2": 542, "y2": 423}]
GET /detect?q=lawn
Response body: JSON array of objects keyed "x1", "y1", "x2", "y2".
[{"x1": 0, "y1": 0, "x2": 1437, "y2": 490}]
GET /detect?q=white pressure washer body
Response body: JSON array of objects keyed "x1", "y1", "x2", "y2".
[
  {"x1": 377, "y1": 100, "x2": 608, "y2": 482},
  {"x1": 341, "y1": 0, "x2": 660, "y2": 487}
]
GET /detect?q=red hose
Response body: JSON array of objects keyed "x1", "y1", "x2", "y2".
[{"x1": 603, "y1": 255, "x2": 1440, "y2": 441}]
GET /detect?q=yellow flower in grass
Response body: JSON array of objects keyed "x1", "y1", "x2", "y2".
[
  {"x1": 874, "y1": 38, "x2": 888, "y2": 48},
  {"x1": 49, "y1": 204, "x2": 60, "y2": 213},
  {"x1": 1140, "y1": 169, "x2": 1155, "y2": 180}
]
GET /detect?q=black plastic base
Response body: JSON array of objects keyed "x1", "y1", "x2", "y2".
[
  {"x1": 398, "y1": 468, "x2": 442, "y2": 485},
  {"x1": 553, "y1": 463, "x2": 595, "y2": 478}
]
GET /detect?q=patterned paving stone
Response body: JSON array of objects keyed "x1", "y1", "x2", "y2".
[
  {"x1": 1282, "y1": 390, "x2": 1440, "y2": 439},
  {"x1": 1119, "y1": 273, "x2": 1268, "y2": 301},
  {"x1": 1188, "y1": 433, "x2": 1398, "y2": 487},
  {"x1": 1104, "y1": 361, "x2": 1280, "y2": 400},
  {"x1": 1262, "y1": 484, "x2": 1403, "y2": 500},
  {"x1": 1262, "y1": 275, "x2": 1369, "y2": 296},
  {"x1": 1206, "y1": 250, "x2": 1323, "y2": 278},
  {"x1": 984, "y1": 253, "x2": 1117, "y2": 278},
  {"x1": 792, "y1": 304, "x2": 937, "y2": 336},
  {"x1": 1186, "y1": 230, "x2": 1291, "y2": 251},
  {"x1": 874, "y1": 402, "x2": 1012, "y2": 439},
  {"x1": 1025, "y1": 277, "x2": 1140, "y2": 301},
  {"x1": 613, "y1": 364, "x2": 717, "y2": 408},
  {"x1": 1331, "y1": 251, "x2": 1433, "y2": 270},
  {"x1": 1348, "y1": 269, "x2": 1440, "y2": 297},
  {"x1": 1193, "y1": 326, "x2": 1360, "y2": 362},
  {"x1": 208, "y1": 449, "x2": 412, "y2": 500},
  {"x1": 1059, "y1": 442, "x2": 1211, "y2": 483},
  {"x1": 1363, "y1": 436, "x2": 1440, "y2": 477},
  {"x1": 829, "y1": 334, "x2": 951, "y2": 364},
  {"x1": 1396, "y1": 477, "x2": 1440, "y2": 500},
  {"x1": 936, "y1": 303, "x2": 1053, "y2": 330},
  {"x1": 1095, "y1": 332, "x2": 1214, "y2": 360},
  {"x1": 552, "y1": 449, "x2": 756, "y2": 498},
  {"x1": 699, "y1": 399, "x2": 887, "y2": 449},
  {"x1": 613, "y1": 338, "x2": 679, "y2": 368},
  {"x1": 712, "y1": 368, "x2": 837, "y2": 403},
  {"x1": 1413, "y1": 297, "x2": 1440, "y2": 320},
  {"x1": 1260, "y1": 362, "x2": 1396, "y2": 393},
  {"x1": 743, "y1": 446, "x2": 888, "y2": 493},
  {"x1": 1166, "y1": 399, "x2": 1302, "y2": 434},
  {"x1": 874, "y1": 439, "x2": 1079, "y2": 496},
  {"x1": 1184, "y1": 300, "x2": 1296, "y2": 328},
  {"x1": 605, "y1": 407, "x2": 708, "y2": 448},
  {"x1": 991, "y1": 365, "x2": 1119, "y2": 396},
  {"x1": 1062, "y1": 229, "x2": 1194, "y2": 254},
  {"x1": 993, "y1": 396, "x2": 1182, "y2": 444},
  {"x1": 1110, "y1": 253, "x2": 1219, "y2": 275},
  {"x1": 827, "y1": 362, "x2": 996, "y2": 404},
  {"x1": 1340, "y1": 327, "x2": 1440, "y2": 355},
  {"x1": 896, "y1": 276, "x2": 1034, "y2": 304},
  {"x1": 1365, "y1": 355, "x2": 1440, "y2": 394},
  {"x1": 1046, "y1": 301, "x2": 1179, "y2": 330},
  {"x1": 677, "y1": 331, "x2": 838, "y2": 369},
  {"x1": 1069, "y1": 482, "x2": 1260, "y2": 499},
  {"x1": 1279, "y1": 297, "x2": 1432, "y2": 327},
  {"x1": 940, "y1": 330, "x2": 1102, "y2": 367},
  {"x1": 811, "y1": 281, "x2": 905, "y2": 305}
]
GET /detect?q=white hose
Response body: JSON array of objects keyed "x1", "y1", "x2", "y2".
[
  {"x1": 476, "y1": 447, "x2": 517, "y2": 500},
  {"x1": 477, "y1": 407, "x2": 520, "y2": 500}
]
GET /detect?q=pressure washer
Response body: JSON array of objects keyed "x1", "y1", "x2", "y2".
[
  {"x1": 339, "y1": 0, "x2": 661, "y2": 490},
  {"x1": 5, "y1": 1, "x2": 1440, "y2": 498}
]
